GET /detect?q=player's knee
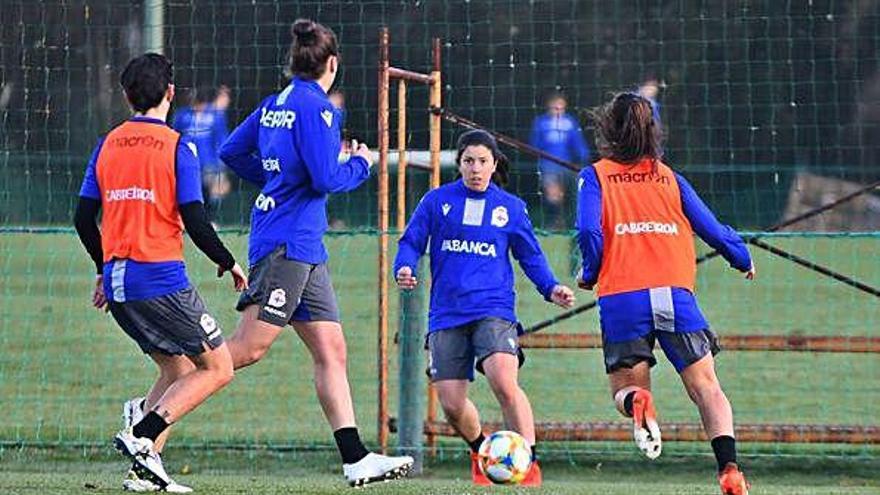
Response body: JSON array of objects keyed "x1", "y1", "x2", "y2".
[
  {"x1": 236, "y1": 343, "x2": 270, "y2": 368},
  {"x1": 490, "y1": 382, "x2": 520, "y2": 409},
  {"x1": 686, "y1": 379, "x2": 723, "y2": 406},
  {"x1": 313, "y1": 344, "x2": 347, "y2": 370},
  {"x1": 439, "y1": 396, "x2": 467, "y2": 421}
]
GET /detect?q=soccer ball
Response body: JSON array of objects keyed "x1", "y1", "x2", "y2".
[{"x1": 477, "y1": 430, "x2": 533, "y2": 485}]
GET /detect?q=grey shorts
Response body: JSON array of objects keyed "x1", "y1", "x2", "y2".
[
  {"x1": 236, "y1": 245, "x2": 340, "y2": 326},
  {"x1": 109, "y1": 286, "x2": 223, "y2": 356},
  {"x1": 603, "y1": 328, "x2": 720, "y2": 374},
  {"x1": 426, "y1": 317, "x2": 525, "y2": 382}
]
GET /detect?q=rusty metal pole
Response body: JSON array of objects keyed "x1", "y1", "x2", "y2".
[
  {"x1": 424, "y1": 37, "x2": 443, "y2": 454},
  {"x1": 377, "y1": 27, "x2": 391, "y2": 453},
  {"x1": 397, "y1": 80, "x2": 408, "y2": 231}
]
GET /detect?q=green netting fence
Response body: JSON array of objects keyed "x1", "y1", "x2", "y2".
[{"x1": 1, "y1": 0, "x2": 878, "y2": 460}]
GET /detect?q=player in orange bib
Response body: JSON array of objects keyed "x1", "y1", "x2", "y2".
[
  {"x1": 74, "y1": 53, "x2": 247, "y2": 492},
  {"x1": 576, "y1": 92, "x2": 755, "y2": 495}
]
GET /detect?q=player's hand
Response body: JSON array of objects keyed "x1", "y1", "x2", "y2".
[
  {"x1": 576, "y1": 269, "x2": 594, "y2": 291},
  {"x1": 396, "y1": 266, "x2": 418, "y2": 290},
  {"x1": 352, "y1": 140, "x2": 374, "y2": 169},
  {"x1": 92, "y1": 275, "x2": 108, "y2": 311},
  {"x1": 550, "y1": 285, "x2": 576, "y2": 308},
  {"x1": 218, "y1": 263, "x2": 249, "y2": 292},
  {"x1": 744, "y1": 264, "x2": 756, "y2": 281}
]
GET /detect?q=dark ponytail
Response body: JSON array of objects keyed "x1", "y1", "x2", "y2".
[
  {"x1": 287, "y1": 19, "x2": 339, "y2": 80},
  {"x1": 592, "y1": 92, "x2": 663, "y2": 165},
  {"x1": 455, "y1": 129, "x2": 510, "y2": 188}
]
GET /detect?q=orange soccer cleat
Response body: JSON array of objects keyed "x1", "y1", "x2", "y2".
[
  {"x1": 631, "y1": 389, "x2": 662, "y2": 459},
  {"x1": 519, "y1": 460, "x2": 542, "y2": 487},
  {"x1": 470, "y1": 452, "x2": 492, "y2": 486},
  {"x1": 718, "y1": 463, "x2": 750, "y2": 495}
]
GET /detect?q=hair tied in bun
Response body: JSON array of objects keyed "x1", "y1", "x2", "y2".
[{"x1": 292, "y1": 19, "x2": 318, "y2": 46}]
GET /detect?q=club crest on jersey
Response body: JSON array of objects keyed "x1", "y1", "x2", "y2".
[
  {"x1": 490, "y1": 206, "x2": 509, "y2": 227},
  {"x1": 268, "y1": 288, "x2": 287, "y2": 308},
  {"x1": 321, "y1": 109, "x2": 334, "y2": 127},
  {"x1": 442, "y1": 203, "x2": 451, "y2": 216}
]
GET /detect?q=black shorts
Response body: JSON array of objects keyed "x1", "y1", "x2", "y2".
[
  {"x1": 236, "y1": 245, "x2": 340, "y2": 326},
  {"x1": 602, "y1": 328, "x2": 720, "y2": 374},
  {"x1": 426, "y1": 317, "x2": 525, "y2": 382},
  {"x1": 109, "y1": 286, "x2": 223, "y2": 356}
]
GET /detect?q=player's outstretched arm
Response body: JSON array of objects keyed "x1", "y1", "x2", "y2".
[
  {"x1": 393, "y1": 193, "x2": 433, "y2": 290},
  {"x1": 296, "y1": 104, "x2": 371, "y2": 194},
  {"x1": 179, "y1": 201, "x2": 247, "y2": 291},
  {"x1": 73, "y1": 196, "x2": 108, "y2": 310},
  {"x1": 509, "y1": 201, "x2": 568, "y2": 303},
  {"x1": 219, "y1": 105, "x2": 267, "y2": 187},
  {"x1": 675, "y1": 172, "x2": 754, "y2": 278},
  {"x1": 575, "y1": 167, "x2": 603, "y2": 290}
]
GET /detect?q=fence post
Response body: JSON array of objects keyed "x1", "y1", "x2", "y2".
[
  {"x1": 397, "y1": 259, "x2": 426, "y2": 473},
  {"x1": 143, "y1": 0, "x2": 164, "y2": 54}
]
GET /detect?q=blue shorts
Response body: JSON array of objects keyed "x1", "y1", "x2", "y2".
[{"x1": 598, "y1": 287, "x2": 718, "y2": 373}]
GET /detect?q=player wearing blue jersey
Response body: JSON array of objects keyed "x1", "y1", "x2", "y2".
[
  {"x1": 218, "y1": 19, "x2": 412, "y2": 487},
  {"x1": 577, "y1": 93, "x2": 754, "y2": 494},
  {"x1": 74, "y1": 53, "x2": 247, "y2": 492},
  {"x1": 172, "y1": 86, "x2": 231, "y2": 222},
  {"x1": 395, "y1": 130, "x2": 576, "y2": 486},
  {"x1": 529, "y1": 92, "x2": 591, "y2": 229}
]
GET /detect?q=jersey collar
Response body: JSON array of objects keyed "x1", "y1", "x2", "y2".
[
  {"x1": 292, "y1": 77, "x2": 327, "y2": 99},
  {"x1": 129, "y1": 116, "x2": 168, "y2": 126}
]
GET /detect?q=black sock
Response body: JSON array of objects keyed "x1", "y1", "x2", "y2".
[
  {"x1": 530, "y1": 444, "x2": 538, "y2": 461},
  {"x1": 467, "y1": 433, "x2": 486, "y2": 453},
  {"x1": 711, "y1": 435, "x2": 737, "y2": 472},
  {"x1": 623, "y1": 391, "x2": 636, "y2": 417},
  {"x1": 132, "y1": 411, "x2": 169, "y2": 442},
  {"x1": 333, "y1": 427, "x2": 370, "y2": 464}
]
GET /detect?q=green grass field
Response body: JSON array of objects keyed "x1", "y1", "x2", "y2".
[
  {"x1": 1, "y1": 232, "x2": 878, "y2": 492},
  {"x1": 1, "y1": 447, "x2": 878, "y2": 494}
]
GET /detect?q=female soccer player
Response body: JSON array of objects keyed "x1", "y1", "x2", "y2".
[
  {"x1": 218, "y1": 19, "x2": 412, "y2": 487},
  {"x1": 74, "y1": 53, "x2": 247, "y2": 492},
  {"x1": 394, "y1": 129, "x2": 576, "y2": 487},
  {"x1": 576, "y1": 92, "x2": 754, "y2": 495}
]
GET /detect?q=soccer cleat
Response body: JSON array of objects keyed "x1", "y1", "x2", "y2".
[
  {"x1": 114, "y1": 428, "x2": 172, "y2": 490},
  {"x1": 122, "y1": 468, "x2": 193, "y2": 493},
  {"x1": 520, "y1": 460, "x2": 542, "y2": 487},
  {"x1": 123, "y1": 397, "x2": 146, "y2": 429},
  {"x1": 718, "y1": 463, "x2": 750, "y2": 495},
  {"x1": 469, "y1": 452, "x2": 492, "y2": 486},
  {"x1": 342, "y1": 452, "x2": 414, "y2": 487},
  {"x1": 631, "y1": 389, "x2": 662, "y2": 459},
  {"x1": 123, "y1": 466, "x2": 193, "y2": 493}
]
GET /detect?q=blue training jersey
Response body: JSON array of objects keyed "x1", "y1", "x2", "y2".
[
  {"x1": 394, "y1": 179, "x2": 559, "y2": 332},
  {"x1": 529, "y1": 112, "x2": 590, "y2": 175},
  {"x1": 576, "y1": 165, "x2": 752, "y2": 334},
  {"x1": 78, "y1": 116, "x2": 204, "y2": 301},
  {"x1": 171, "y1": 105, "x2": 228, "y2": 171},
  {"x1": 220, "y1": 77, "x2": 370, "y2": 266}
]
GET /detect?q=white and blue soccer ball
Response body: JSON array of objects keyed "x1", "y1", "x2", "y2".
[{"x1": 477, "y1": 430, "x2": 533, "y2": 484}]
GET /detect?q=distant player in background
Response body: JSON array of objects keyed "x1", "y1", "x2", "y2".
[
  {"x1": 73, "y1": 53, "x2": 247, "y2": 492},
  {"x1": 218, "y1": 19, "x2": 413, "y2": 487},
  {"x1": 528, "y1": 92, "x2": 590, "y2": 229},
  {"x1": 394, "y1": 129, "x2": 576, "y2": 487},
  {"x1": 172, "y1": 85, "x2": 231, "y2": 223},
  {"x1": 638, "y1": 77, "x2": 663, "y2": 125},
  {"x1": 576, "y1": 92, "x2": 754, "y2": 495}
]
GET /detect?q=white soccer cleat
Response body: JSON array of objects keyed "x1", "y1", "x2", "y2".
[
  {"x1": 123, "y1": 397, "x2": 146, "y2": 429},
  {"x1": 631, "y1": 389, "x2": 662, "y2": 459},
  {"x1": 114, "y1": 428, "x2": 172, "y2": 490},
  {"x1": 342, "y1": 452, "x2": 414, "y2": 487},
  {"x1": 123, "y1": 466, "x2": 193, "y2": 493}
]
